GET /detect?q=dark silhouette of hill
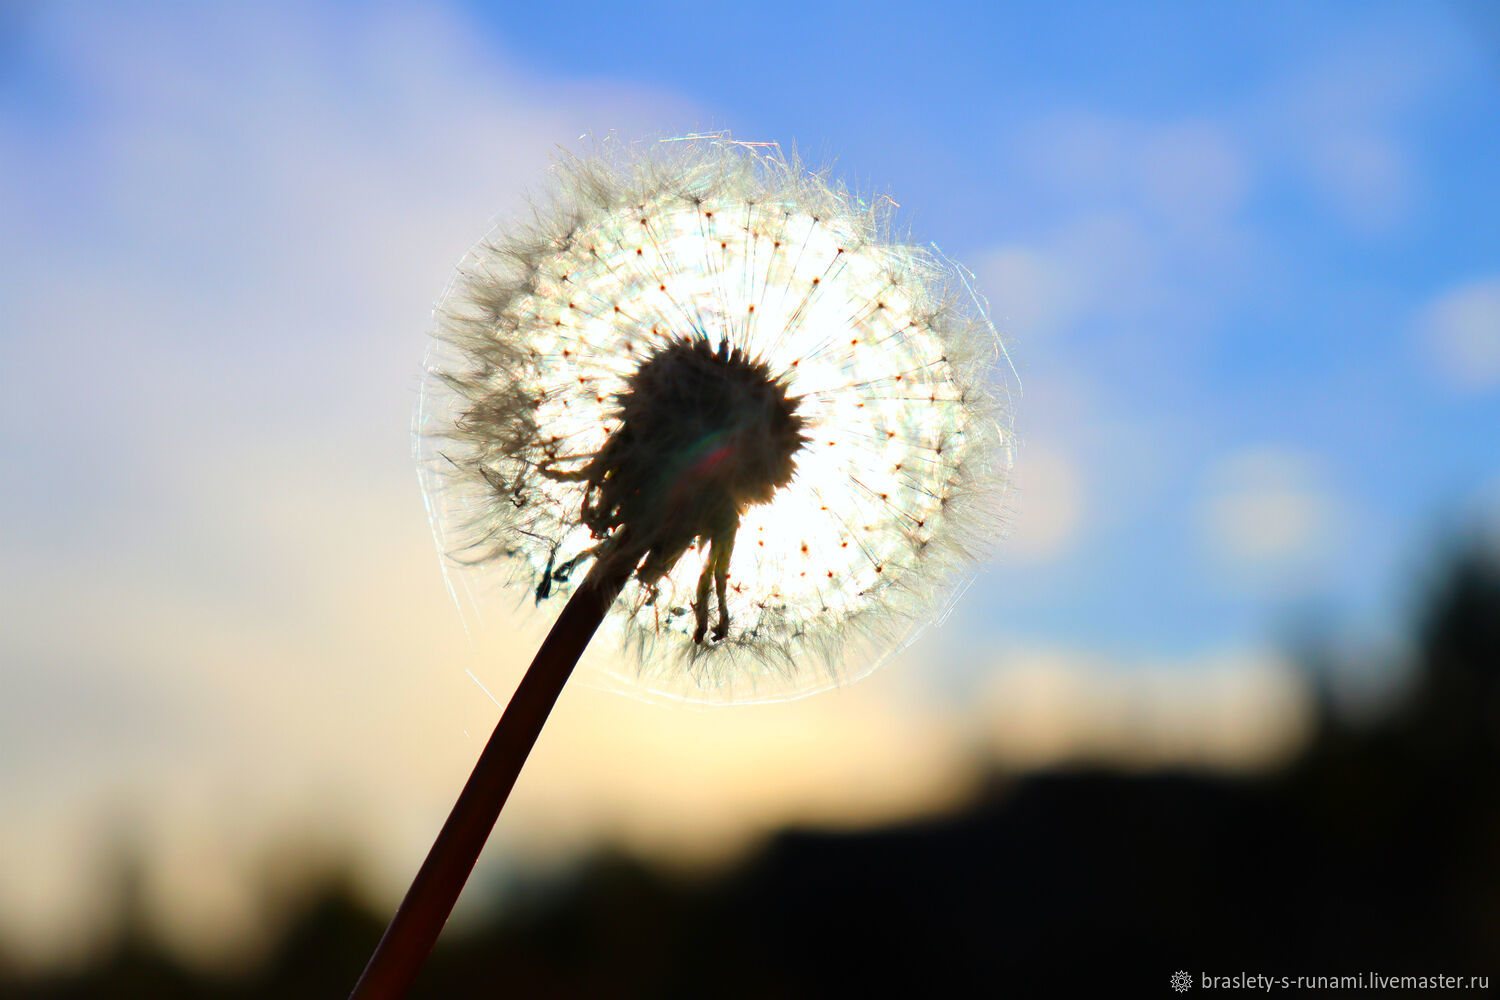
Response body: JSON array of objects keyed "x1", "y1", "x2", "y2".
[{"x1": 5, "y1": 547, "x2": 1498, "y2": 997}]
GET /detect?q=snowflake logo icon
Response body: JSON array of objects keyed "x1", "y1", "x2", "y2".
[{"x1": 1171, "y1": 970, "x2": 1193, "y2": 992}]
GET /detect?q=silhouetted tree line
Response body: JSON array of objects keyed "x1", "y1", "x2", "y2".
[{"x1": 5, "y1": 546, "x2": 1498, "y2": 997}]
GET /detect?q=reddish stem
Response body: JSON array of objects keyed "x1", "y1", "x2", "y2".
[{"x1": 349, "y1": 551, "x2": 635, "y2": 1000}]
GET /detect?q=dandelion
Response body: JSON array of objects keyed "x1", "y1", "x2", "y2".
[
  {"x1": 418, "y1": 136, "x2": 1010, "y2": 702},
  {"x1": 352, "y1": 136, "x2": 1013, "y2": 999}
]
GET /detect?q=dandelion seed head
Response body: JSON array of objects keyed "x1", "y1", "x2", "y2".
[{"x1": 417, "y1": 136, "x2": 1014, "y2": 703}]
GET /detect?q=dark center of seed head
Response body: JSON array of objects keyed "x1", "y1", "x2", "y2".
[{"x1": 577, "y1": 336, "x2": 806, "y2": 643}]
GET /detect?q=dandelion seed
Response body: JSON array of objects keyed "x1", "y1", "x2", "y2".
[{"x1": 418, "y1": 135, "x2": 1013, "y2": 703}]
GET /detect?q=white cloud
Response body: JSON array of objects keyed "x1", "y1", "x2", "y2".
[
  {"x1": 978, "y1": 245, "x2": 1080, "y2": 339},
  {"x1": 1002, "y1": 442, "x2": 1085, "y2": 564},
  {"x1": 1304, "y1": 129, "x2": 1412, "y2": 234},
  {"x1": 977, "y1": 645, "x2": 1314, "y2": 772},
  {"x1": 1017, "y1": 113, "x2": 1250, "y2": 233},
  {"x1": 1196, "y1": 448, "x2": 1341, "y2": 576},
  {"x1": 1417, "y1": 276, "x2": 1500, "y2": 392},
  {"x1": 1254, "y1": 14, "x2": 1469, "y2": 235},
  {"x1": 986, "y1": 113, "x2": 1256, "y2": 355},
  {"x1": 1139, "y1": 121, "x2": 1250, "y2": 232}
]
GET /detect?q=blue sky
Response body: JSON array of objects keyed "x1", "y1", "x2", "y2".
[{"x1": 1, "y1": 0, "x2": 1497, "y2": 966}]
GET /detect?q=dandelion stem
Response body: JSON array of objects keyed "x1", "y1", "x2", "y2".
[{"x1": 348, "y1": 544, "x2": 638, "y2": 1000}]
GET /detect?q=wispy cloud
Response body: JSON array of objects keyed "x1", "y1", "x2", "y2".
[
  {"x1": 1416, "y1": 276, "x2": 1500, "y2": 392},
  {"x1": 1195, "y1": 447, "x2": 1343, "y2": 583}
]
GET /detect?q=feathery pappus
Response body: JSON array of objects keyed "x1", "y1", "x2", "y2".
[{"x1": 417, "y1": 135, "x2": 1014, "y2": 703}]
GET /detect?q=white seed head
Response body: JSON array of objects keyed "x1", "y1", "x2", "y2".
[{"x1": 417, "y1": 135, "x2": 1014, "y2": 703}]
